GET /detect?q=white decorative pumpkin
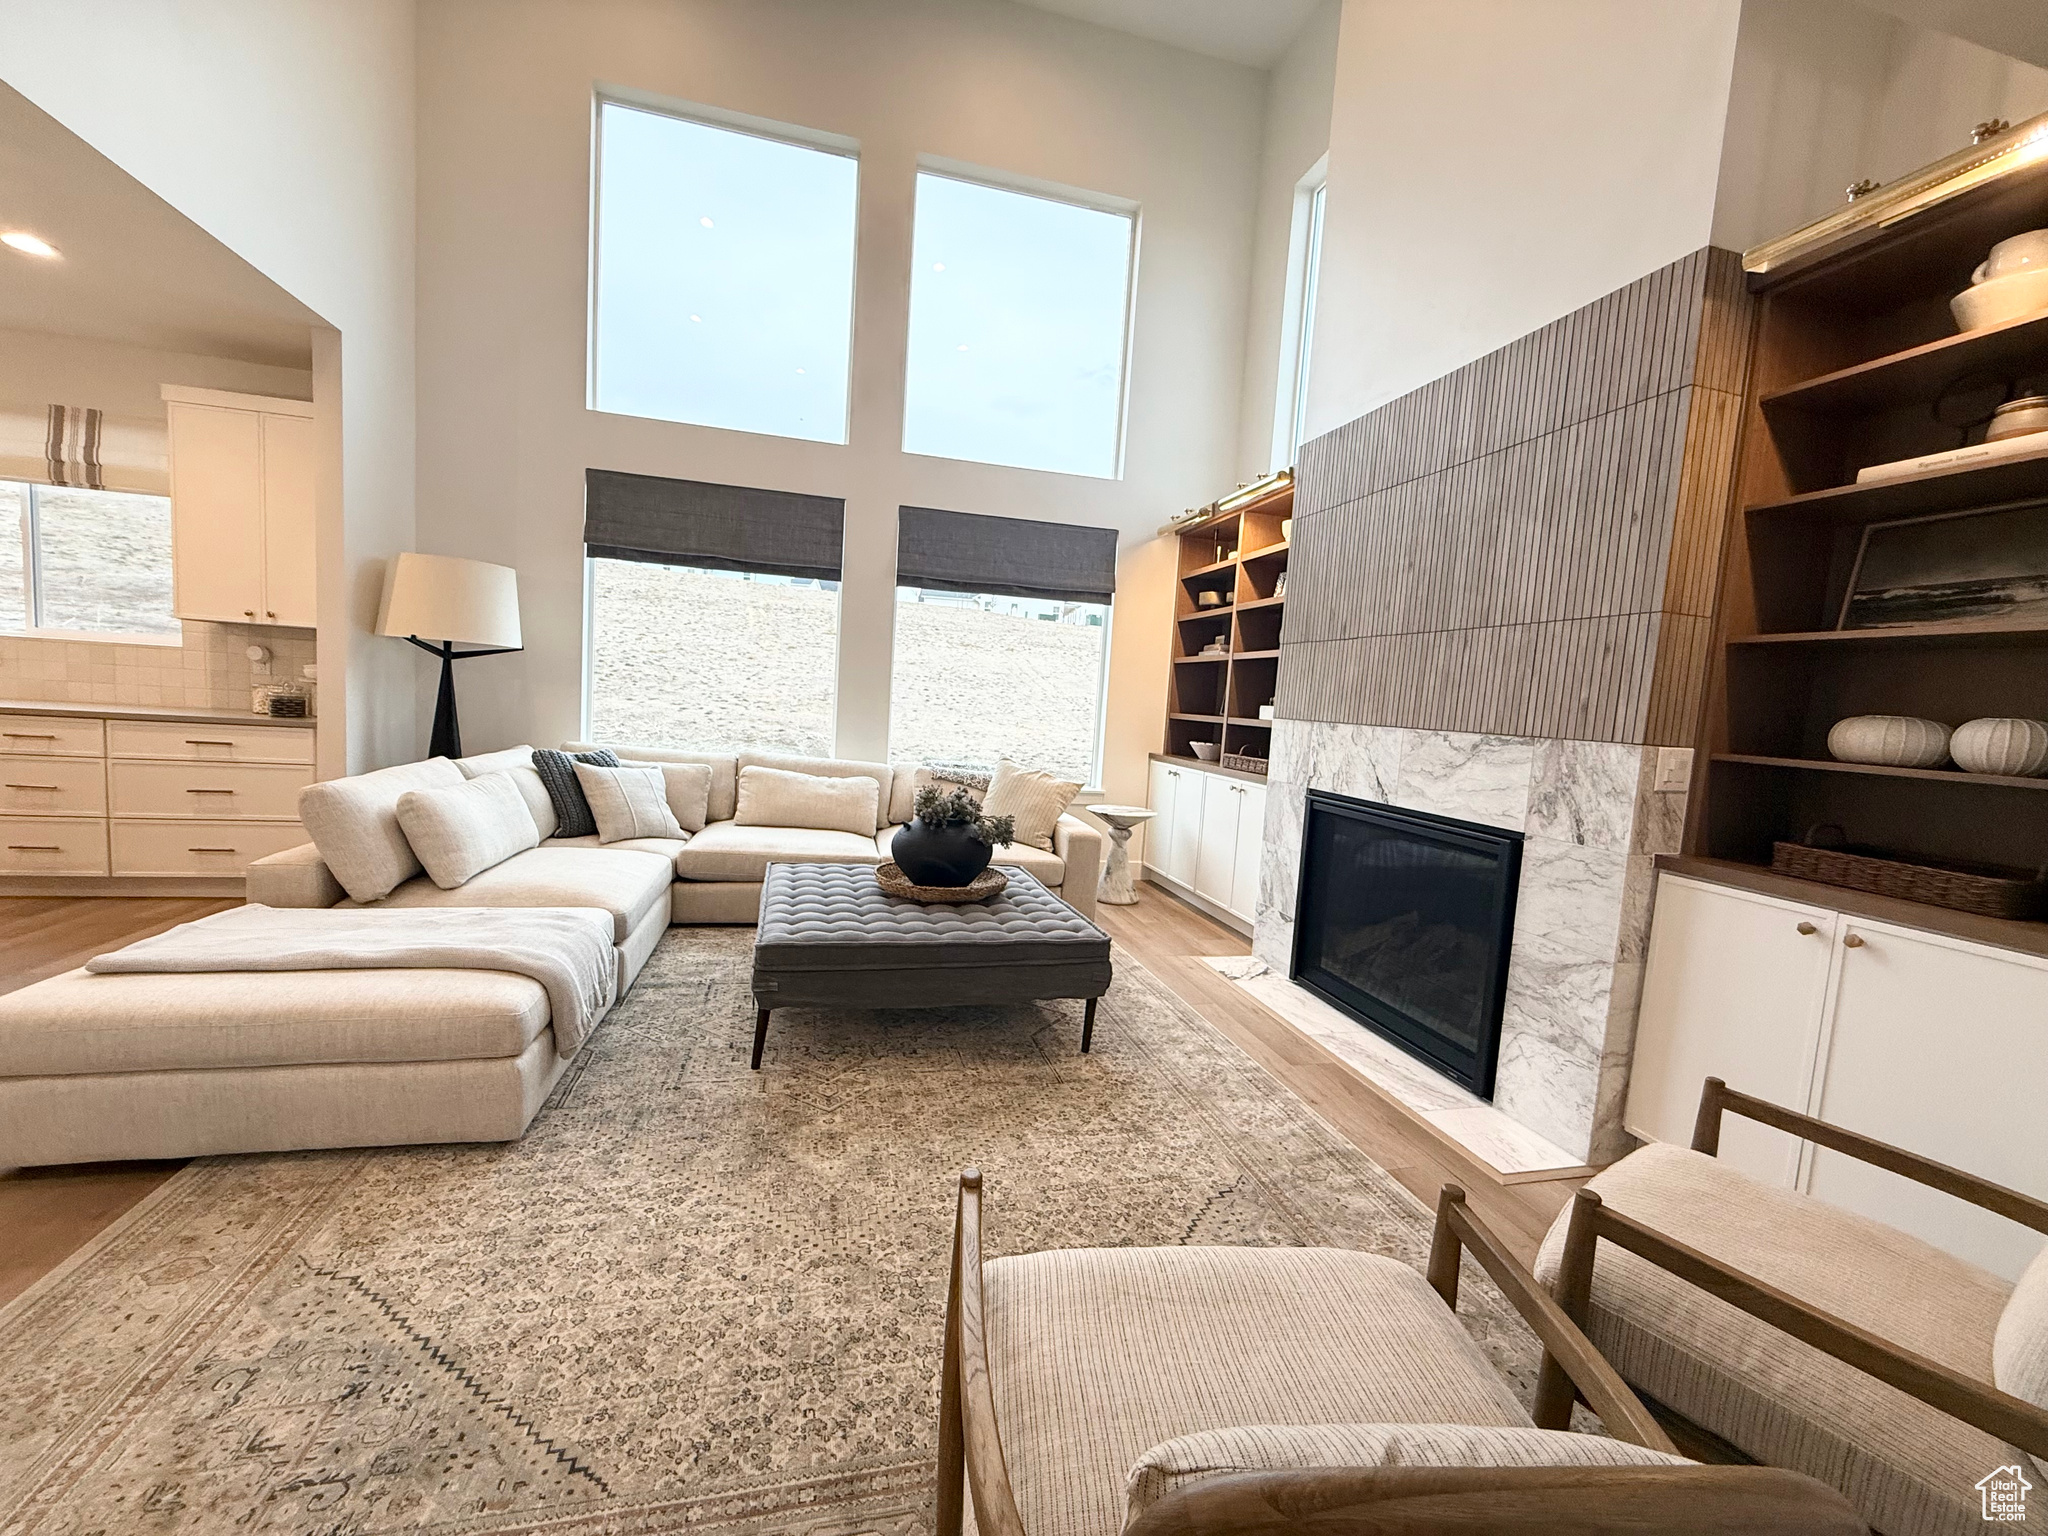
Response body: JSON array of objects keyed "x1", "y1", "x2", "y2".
[
  {"x1": 1826, "y1": 715, "x2": 1951, "y2": 768},
  {"x1": 1950, "y1": 717, "x2": 2048, "y2": 776}
]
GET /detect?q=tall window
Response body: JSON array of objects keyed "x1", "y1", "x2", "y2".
[
  {"x1": 902, "y1": 169, "x2": 1136, "y2": 478},
  {"x1": 591, "y1": 99, "x2": 859, "y2": 443},
  {"x1": 1, "y1": 481, "x2": 178, "y2": 642},
  {"x1": 1271, "y1": 162, "x2": 1328, "y2": 469},
  {"x1": 586, "y1": 560, "x2": 838, "y2": 755}
]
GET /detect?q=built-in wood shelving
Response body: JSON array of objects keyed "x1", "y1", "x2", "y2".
[
  {"x1": 1713, "y1": 753, "x2": 2048, "y2": 792},
  {"x1": 1760, "y1": 309, "x2": 2048, "y2": 416}
]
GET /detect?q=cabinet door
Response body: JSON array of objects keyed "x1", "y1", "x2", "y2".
[
  {"x1": 1807, "y1": 921, "x2": 2048, "y2": 1280},
  {"x1": 1626, "y1": 876, "x2": 1837, "y2": 1187},
  {"x1": 1194, "y1": 777, "x2": 1240, "y2": 903},
  {"x1": 1165, "y1": 770, "x2": 1203, "y2": 887},
  {"x1": 1229, "y1": 782, "x2": 1267, "y2": 918},
  {"x1": 168, "y1": 403, "x2": 265, "y2": 623},
  {"x1": 259, "y1": 413, "x2": 317, "y2": 627},
  {"x1": 1145, "y1": 759, "x2": 1176, "y2": 872}
]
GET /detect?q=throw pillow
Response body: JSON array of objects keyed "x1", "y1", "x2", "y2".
[
  {"x1": 532, "y1": 747, "x2": 620, "y2": 839},
  {"x1": 576, "y1": 762, "x2": 687, "y2": 844},
  {"x1": 660, "y1": 762, "x2": 714, "y2": 833},
  {"x1": 1995, "y1": 1242, "x2": 2048, "y2": 1479},
  {"x1": 979, "y1": 759, "x2": 1081, "y2": 852},
  {"x1": 394, "y1": 772, "x2": 541, "y2": 889},
  {"x1": 298, "y1": 757, "x2": 466, "y2": 903},
  {"x1": 453, "y1": 744, "x2": 560, "y2": 839},
  {"x1": 734, "y1": 764, "x2": 879, "y2": 838}
]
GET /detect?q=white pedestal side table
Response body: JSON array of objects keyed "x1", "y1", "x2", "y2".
[{"x1": 1089, "y1": 805, "x2": 1158, "y2": 905}]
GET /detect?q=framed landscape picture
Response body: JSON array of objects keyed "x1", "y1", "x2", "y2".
[{"x1": 1838, "y1": 501, "x2": 2048, "y2": 629}]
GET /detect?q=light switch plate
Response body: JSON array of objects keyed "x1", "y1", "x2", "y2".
[{"x1": 1654, "y1": 746, "x2": 1694, "y2": 793}]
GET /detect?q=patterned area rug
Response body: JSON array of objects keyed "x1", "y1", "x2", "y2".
[{"x1": 0, "y1": 929, "x2": 1536, "y2": 1535}]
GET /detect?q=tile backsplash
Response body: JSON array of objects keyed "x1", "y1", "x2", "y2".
[{"x1": 2, "y1": 621, "x2": 316, "y2": 713}]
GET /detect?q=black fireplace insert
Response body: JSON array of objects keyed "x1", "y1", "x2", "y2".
[{"x1": 1289, "y1": 790, "x2": 1522, "y2": 1096}]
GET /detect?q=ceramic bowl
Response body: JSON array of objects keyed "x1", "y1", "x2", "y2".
[
  {"x1": 1973, "y1": 229, "x2": 2048, "y2": 284},
  {"x1": 1951, "y1": 268, "x2": 2048, "y2": 332},
  {"x1": 1987, "y1": 396, "x2": 2048, "y2": 442},
  {"x1": 1190, "y1": 741, "x2": 1220, "y2": 762}
]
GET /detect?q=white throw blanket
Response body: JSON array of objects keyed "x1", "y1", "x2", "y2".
[{"x1": 87, "y1": 904, "x2": 619, "y2": 1054}]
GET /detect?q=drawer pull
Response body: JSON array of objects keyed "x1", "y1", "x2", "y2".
[
  {"x1": 186, "y1": 787, "x2": 236, "y2": 795},
  {"x1": 7, "y1": 844, "x2": 61, "y2": 851},
  {"x1": 188, "y1": 846, "x2": 239, "y2": 854},
  {"x1": 2, "y1": 732, "x2": 57, "y2": 740},
  {"x1": 1795, "y1": 921, "x2": 1818, "y2": 935},
  {"x1": 5, "y1": 783, "x2": 59, "y2": 791},
  {"x1": 184, "y1": 739, "x2": 236, "y2": 747},
  {"x1": 1843, "y1": 933, "x2": 1866, "y2": 949}
]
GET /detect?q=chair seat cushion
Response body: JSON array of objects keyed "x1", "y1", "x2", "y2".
[
  {"x1": 672, "y1": 820, "x2": 883, "y2": 882},
  {"x1": 543, "y1": 832, "x2": 690, "y2": 862},
  {"x1": 346, "y1": 846, "x2": 672, "y2": 941},
  {"x1": 1124, "y1": 1423, "x2": 1690, "y2": 1527},
  {"x1": 876, "y1": 824, "x2": 1065, "y2": 884},
  {"x1": 1535, "y1": 1142, "x2": 2015, "y2": 1536},
  {"x1": 0, "y1": 966, "x2": 549, "y2": 1074},
  {"x1": 986, "y1": 1246, "x2": 1531, "y2": 1536}
]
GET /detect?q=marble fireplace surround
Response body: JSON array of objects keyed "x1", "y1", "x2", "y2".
[{"x1": 1251, "y1": 720, "x2": 1687, "y2": 1164}]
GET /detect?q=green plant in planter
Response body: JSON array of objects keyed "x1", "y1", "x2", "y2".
[
  {"x1": 915, "y1": 785, "x2": 1015, "y2": 847},
  {"x1": 894, "y1": 785, "x2": 1016, "y2": 887}
]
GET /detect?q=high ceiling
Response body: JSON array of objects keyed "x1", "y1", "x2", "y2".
[
  {"x1": 0, "y1": 82, "x2": 320, "y2": 367},
  {"x1": 1007, "y1": 0, "x2": 1325, "y2": 67}
]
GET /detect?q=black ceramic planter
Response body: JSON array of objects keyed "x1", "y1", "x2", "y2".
[{"x1": 892, "y1": 817, "x2": 994, "y2": 886}]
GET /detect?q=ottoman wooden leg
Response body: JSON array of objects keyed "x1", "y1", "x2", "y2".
[
  {"x1": 1081, "y1": 997, "x2": 1098, "y2": 1054},
  {"x1": 752, "y1": 1009, "x2": 771, "y2": 1070}
]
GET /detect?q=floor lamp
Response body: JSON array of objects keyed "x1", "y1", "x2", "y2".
[{"x1": 377, "y1": 552, "x2": 523, "y2": 759}]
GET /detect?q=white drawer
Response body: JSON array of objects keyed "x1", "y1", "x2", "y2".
[
  {"x1": 108, "y1": 719, "x2": 314, "y2": 764},
  {"x1": 109, "y1": 759, "x2": 311, "y2": 820},
  {"x1": 111, "y1": 818, "x2": 309, "y2": 876},
  {"x1": 0, "y1": 817, "x2": 109, "y2": 875},
  {"x1": 0, "y1": 755, "x2": 107, "y2": 816},
  {"x1": 0, "y1": 715, "x2": 105, "y2": 758}
]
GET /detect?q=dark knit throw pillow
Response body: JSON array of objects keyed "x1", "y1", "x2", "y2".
[{"x1": 531, "y1": 747, "x2": 620, "y2": 839}]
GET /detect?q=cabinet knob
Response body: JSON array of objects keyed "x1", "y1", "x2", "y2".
[
  {"x1": 1843, "y1": 933, "x2": 1866, "y2": 949},
  {"x1": 1795, "y1": 921, "x2": 1818, "y2": 935},
  {"x1": 243, "y1": 610, "x2": 255, "y2": 618},
  {"x1": 265, "y1": 610, "x2": 276, "y2": 619}
]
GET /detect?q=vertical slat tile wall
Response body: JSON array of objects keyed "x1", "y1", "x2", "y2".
[{"x1": 1278, "y1": 248, "x2": 1753, "y2": 746}]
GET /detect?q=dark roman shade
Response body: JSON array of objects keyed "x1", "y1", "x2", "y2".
[
  {"x1": 896, "y1": 505, "x2": 1118, "y2": 605},
  {"x1": 584, "y1": 468, "x2": 845, "y2": 582}
]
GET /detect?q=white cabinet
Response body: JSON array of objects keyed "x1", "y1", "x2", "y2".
[
  {"x1": 1230, "y1": 781, "x2": 1267, "y2": 918},
  {"x1": 1194, "y1": 775, "x2": 1239, "y2": 904},
  {"x1": 164, "y1": 387, "x2": 316, "y2": 628},
  {"x1": 1144, "y1": 760, "x2": 1268, "y2": 930},
  {"x1": 1629, "y1": 871, "x2": 2048, "y2": 1279}
]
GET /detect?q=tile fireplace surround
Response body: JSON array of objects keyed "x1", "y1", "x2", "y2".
[{"x1": 1246, "y1": 246, "x2": 1750, "y2": 1165}]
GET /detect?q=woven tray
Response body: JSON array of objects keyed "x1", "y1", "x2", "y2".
[
  {"x1": 1220, "y1": 752, "x2": 1269, "y2": 774},
  {"x1": 874, "y1": 862, "x2": 1009, "y2": 904},
  {"x1": 1771, "y1": 832, "x2": 2048, "y2": 920}
]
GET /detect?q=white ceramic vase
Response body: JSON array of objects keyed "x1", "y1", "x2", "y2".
[
  {"x1": 1826, "y1": 715, "x2": 1951, "y2": 768},
  {"x1": 1950, "y1": 717, "x2": 2048, "y2": 777}
]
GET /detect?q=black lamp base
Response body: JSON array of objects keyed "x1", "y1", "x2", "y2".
[{"x1": 404, "y1": 636, "x2": 521, "y2": 760}]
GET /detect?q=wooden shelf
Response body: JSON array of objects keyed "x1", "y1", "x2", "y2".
[
  {"x1": 1227, "y1": 716, "x2": 1275, "y2": 728},
  {"x1": 1169, "y1": 712, "x2": 1224, "y2": 723},
  {"x1": 1149, "y1": 750, "x2": 1268, "y2": 784},
  {"x1": 1744, "y1": 450, "x2": 2048, "y2": 527},
  {"x1": 1240, "y1": 540, "x2": 1290, "y2": 562},
  {"x1": 1180, "y1": 557, "x2": 1239, "y2": 581},
  {"x1": 1732, "y1": 620, "x2": 2048, "y2": 649},
  {"x1": 1714, "y1": 753, "x2": 2048, "y2": 791},
  {"x1": 1761, "y1": 311, "x2": 2048, "y2": 416},
  {"x1": 1232, "y1": 648, "x2": 1280, "y2": 660},
  {"x1": 1235, "y1": 594, "x2": 1286, "y2": 612},
  {"x1": 1172, "y1": 653, "x2": 1229, "y2": 665},
  {"x1": 1177, "y1": 609, "x2": 1232, "y2": 626},
  {"x1": 1162, "y1": 483, "x2": 1292, "y2": 766}
]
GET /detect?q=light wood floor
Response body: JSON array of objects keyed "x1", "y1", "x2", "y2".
[{"x1": 0, "y1": 886, "x2": 1583, "y2": 1307}]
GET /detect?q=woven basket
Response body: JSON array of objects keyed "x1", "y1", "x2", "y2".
[
  {"x1": 874, "y1": 862, "x2": 1008, "y2": 904},
  {"x1": 1220, "y1": 752, "x2": 1269, "y2": 774},
  {"x1": 1771, "y1": 827, "x2": 2048, "y2": 919}
]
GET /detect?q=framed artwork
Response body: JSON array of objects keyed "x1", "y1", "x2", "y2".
[{"x1": 1838, "y1": 500, "x2": 2048, "y2": 629}]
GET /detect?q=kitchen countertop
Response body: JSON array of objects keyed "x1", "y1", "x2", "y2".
[{"x1": 0, "y1": 699, "x2": 316, "y2": 730}]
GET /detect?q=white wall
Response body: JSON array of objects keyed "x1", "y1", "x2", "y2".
[
  {"x1": 0, "y1": 329, "x2": 311, "y2": 421},
  {"x1": 0, "y1": 0, "x2": 418, "y2": 776},
  {"x1": 1236, "y1": 0, "x2": 1341, "y2": 482},
  {"x1": 1305, "y1": 0, "x2": 1743, "y2": 437},
  {"x1": 1712, "y1": 0, "x2": 2048, "y2": 252},
  {"x1": 413, "y1": 0, "x2": 1264, "y2": 810}
]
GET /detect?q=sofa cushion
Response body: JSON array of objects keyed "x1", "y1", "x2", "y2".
[
  {"x1": 543, "y1": 834, "x2": 689, "y2": 863},
  {"x1": 736, "y1": 765, "x2": 878, "y2": 837},
  {"x1": 982, "y1": 759, "x2": 1082, "y2": 852},
  {"x1": 531, "y1": 747, "x2": 620, "y2": 838},
  {"x1": 298, "y1": 757, "x2": 466, "y2": 903},
  {"x1": 395, "y1": 772, "x2": 541, "y2": 888},
  {"x1": 1535, "y1": 1142, "x2": 2014, "y2": 1536},
  {"x1": 658, "y1": 763, "x2": 713, "y2": 833},
  {"x1": 577, "y1": 762, "x2": 686, "y2": 843},
  {"x1": 346, "y1": 846, "x2": 672, "y2": 941},
  {"x1": 1995, "y1": 1243, "x2": 2048, "y2": 1479},
  {"x1": 1124, "y1": 1423, "x2": 1689, "y2": 1528},
  {"x1": 566, "y1": 742, "x2": 739, "y2": 824},
  {"x1": 737, "y1": 750, "x2": 893, "y2": 830},
  {"x1": 453, "y1": 745, "x2": 559, "y2": 839},
  {"x1": 986, "y1": 1246, "x2": 1530, "y2": 1536},
  {"x1": 877, "y1": 822, "x2": 1064, "y2": 884},
  {"x1": 0, "y1": 966, "x2": 550, "y2": 1074},
  {"x1": 673, "y1": 820, "x2": 883, "y2": 882}
]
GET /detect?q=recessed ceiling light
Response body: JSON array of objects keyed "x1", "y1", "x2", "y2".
[
  {"x1": 690, "y1": 314, "x2": 702, "y2": 322},
  {"x1": 700, "y1": 216, "x2": 714, "y2": 228},
  {"x1": 956, "y1": 344, "x2": 969, "y2": 352},
  {"x1": 2, "y1": 231, "x2": 60, "y2": 259},
  {"x1": 932, "y1": 262, "x2": 945, "y2": 272}
]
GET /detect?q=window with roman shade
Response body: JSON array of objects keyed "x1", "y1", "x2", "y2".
[
  {"x1": 583, "y1": 468, "x2": 846, "y2": 754},
  {"x1": 889, "y1": 505, "x2": 1119, "y2": 785}
]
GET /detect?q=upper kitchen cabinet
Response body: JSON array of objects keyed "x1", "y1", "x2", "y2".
[{"x1": 162, "y1": 386, "x2": 317, "y2": 628}]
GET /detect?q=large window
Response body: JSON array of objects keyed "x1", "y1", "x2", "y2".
[
  {"x1": 591, "y1": 99, "x2": 859, "y2": 443},
  {"x1": 586, "y1": 558, "x2": 837, "y2": 755},
  {"x1": 2, "y1": 480, "x2": 178, "y2": 642},
  {"x1": 889, "y1": 590, "x2": 1109, "y2": 784},
  {"x1": 902, "y1": 169, "x2": 1136, "y2": 478},
  {"x1": 1270, "y1": 162, "x2": 1328, "y2": 469}
]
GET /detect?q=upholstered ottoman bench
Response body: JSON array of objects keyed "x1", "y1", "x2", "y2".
[
  {"x1": 0, "y1": 966, "x2": 569, "y2": 1167},
  {"x1": 748, "y1": 862, "x2": 1113, "y2": 1068}
]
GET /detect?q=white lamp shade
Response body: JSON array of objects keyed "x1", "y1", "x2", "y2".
[{"x1": 376, "y1": 553, "x2": 522, "y2": 648}]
